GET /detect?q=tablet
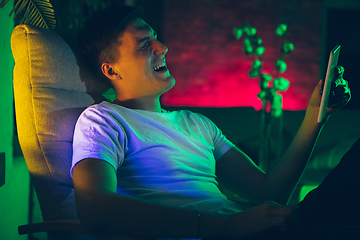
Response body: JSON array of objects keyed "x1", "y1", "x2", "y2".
[{"x1": 317, "y1": 45, "x2": 341, "y2": 123}]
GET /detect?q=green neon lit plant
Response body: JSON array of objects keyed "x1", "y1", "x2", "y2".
[
  {"x1": 0, "y1": 0, "x2": 56, "y2": 29},
  {"x1": 234, "y1": 23, "x2": 294, "y2": 118},
  {"x1": 234, "y1": 23, "x2": 295, "y2": 171}
]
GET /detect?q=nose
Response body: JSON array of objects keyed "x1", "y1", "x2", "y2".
[{"x1": 153, "y1": 39, "x2": 168, "y2": 56}]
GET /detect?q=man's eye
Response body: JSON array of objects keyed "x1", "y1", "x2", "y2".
[{"x1": 140, "y1": 42, "x2": 150, "y2": 50}]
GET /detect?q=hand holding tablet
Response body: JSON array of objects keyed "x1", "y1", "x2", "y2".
[{"x1": 317, "y1": 45, "x2": 341, "y2": 123}]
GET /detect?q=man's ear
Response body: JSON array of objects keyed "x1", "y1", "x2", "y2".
[{"x1": 101, "y1": 63, "x2": 122, "y2": 80}]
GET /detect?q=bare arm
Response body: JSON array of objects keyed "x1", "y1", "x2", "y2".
[
  {"x1": 216, "y1": 80, "x2": 348, "y2": 205},
  {"x1": 73, "y1": 158, "x2": 207, "y2": 238},
  {"x1": 73, "y1": 158, "x2": 294, "y2": 238}
]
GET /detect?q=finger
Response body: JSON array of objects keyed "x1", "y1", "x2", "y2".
[
  {"x1": 273, "y1": 208, "x2": 293, "y2": 216},
  {"x1": 334, "y1": 66, "x2": 344, "y2": 79},
  {"x1": 317, "y1": 79, "x2": 323, "y2": 90},
  {"x1": 263, "y1": 202, "x2": 294, "y2": 217},
  {"x1": 330, "y1": 94, "x2": 351, "y2": 107},
  {"x1": 270, "y1": 209, "x2": 298, "y2": 232},
  {"x1": 328, "y1": 93, "x2": 351, "y2": 108},
  {"x1": 269, "y1": 216, "x2": 290, "y2": 231},
  {"x1": 335, "y1": 77, "x2": 347, "y2": 87},
  {"x1": 268, "y1": 201, "x2": 282, "y2": 206}
]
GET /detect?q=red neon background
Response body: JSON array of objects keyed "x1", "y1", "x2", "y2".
[{"x1": 161, "y1": 0, "x2": 322, "y2": 111}]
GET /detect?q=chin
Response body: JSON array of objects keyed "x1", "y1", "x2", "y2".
[
  {"x1": 167, "y1": 75, "x2": 176, "y2": 88},
  {"x1": 160, "y1": 76, "x2": 175, "y2": 94}
]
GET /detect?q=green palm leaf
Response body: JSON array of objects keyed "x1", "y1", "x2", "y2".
[
  {"x1": 1, "y1": 0, "x2": 56, "y2": 29},
  {"x1": 0, "y1": 0, "x2": 11, "y2": 8}
]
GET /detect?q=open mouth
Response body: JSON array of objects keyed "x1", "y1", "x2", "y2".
[{"x1": 153, "y1": 63, "x2": 167, "y2": 72}]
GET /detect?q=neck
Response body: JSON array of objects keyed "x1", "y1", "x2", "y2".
[{"x1": 112, "y1": 96, "x2": 162, "y2": 112}]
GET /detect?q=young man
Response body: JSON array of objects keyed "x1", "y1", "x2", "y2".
[{"x1": 71, "y1": 5, "x2": 353, "y2": 239}]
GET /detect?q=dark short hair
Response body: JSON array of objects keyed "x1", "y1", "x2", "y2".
[{"x1": 78, "y1": 5, "x2": 143, "y2": 81}]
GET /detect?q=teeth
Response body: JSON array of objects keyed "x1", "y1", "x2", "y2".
[{"x1": 153, "y1": 63, "x2": 166, "y2": 71}]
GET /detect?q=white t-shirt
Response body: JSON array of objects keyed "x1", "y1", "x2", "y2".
[{"x1": 71, "y1": 101, "x2": 243, "y2": 213}]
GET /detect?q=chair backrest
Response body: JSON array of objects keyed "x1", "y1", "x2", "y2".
[{"x1": 11, "y1": 24, "x2": 115, "y2": 221}]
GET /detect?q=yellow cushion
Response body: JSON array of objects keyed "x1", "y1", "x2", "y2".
[{"x1": 11, "y1": 24, "x2": 114, "y2": 221}]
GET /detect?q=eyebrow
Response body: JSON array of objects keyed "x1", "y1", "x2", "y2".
[{"x1": 136, "y1": 29, "x2": 158, "y2": 46}]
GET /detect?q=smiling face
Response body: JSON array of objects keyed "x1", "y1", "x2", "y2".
[{"x1": 103, "y1": 18, "x2": 175, "y2": 103}]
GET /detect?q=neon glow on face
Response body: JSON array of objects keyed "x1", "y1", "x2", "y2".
[{"x1": 112, "y1": 18, "x2": 175, "y2": 101}]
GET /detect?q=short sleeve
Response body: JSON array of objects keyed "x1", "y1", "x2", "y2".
[
  {"x1": 70, "y1": 106, "x2": 125, "y2": 177},
  {"x1": 196, "y1": 113, "x2": 235, "y2": 160}
]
